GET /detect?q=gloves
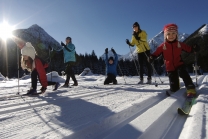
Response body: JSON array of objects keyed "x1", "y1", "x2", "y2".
[
  {"x1": 105, "y1": 48, "x2": 108, "y2": 54},
  {"x1": 147, "y1": 56, "x2": 154, "y2": 64},
  {"x1": 126, "y1": 39, "x2": 131, "y2": 45},
  {"x1": 192, "y1": 44, "x2": 200, "y2": 52},
  {"x1": 111, "y1": 48, "x2": 116, "y2": 54},
  {"x1": 40, "y1": 87, "x2": 47, "y2": 94},
  {"x1": 61, "y1": 41, "x2": 66, "y2": 47}
]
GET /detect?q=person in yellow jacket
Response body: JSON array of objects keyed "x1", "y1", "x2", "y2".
[{"x1": 126, "y1": 22, "x2": 152, "y2": 84}]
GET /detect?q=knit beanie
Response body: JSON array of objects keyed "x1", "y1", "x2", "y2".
[
  {"x1": 66, "y1": 37, "x2": 71, "y2": 40},
  {"x1": 21, "y1": 42, "x2": 37, "y2": 60},
  {"x1": 133, "y1": 22, "x2": 140, "y2": 29},
  {"x1": 163, "y1": 24, "x2": 181, "y2": 49},
  {"x1": 108, "y1": 56, "x2": 114, "y2": 61},
  {"x1": 163, "y1": 23, "x2": 178, "y2": 40}
]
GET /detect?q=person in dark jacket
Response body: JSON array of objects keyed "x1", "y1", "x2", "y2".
[
  {"x1": 148, "y1": 23, "x2": 199, "y2": 98},
  {"x1": 104, "y1": 48, "x2": 118, "y2": 85},
  {"x1": 61, "y1": 37, "x2": 78, "y2": 87},
  {"x1": 126, "y1": 22, "x2": 152, "y2": 84},
  {"x1": 14, "y1": 38, "x2": 60, "y2": 94}
]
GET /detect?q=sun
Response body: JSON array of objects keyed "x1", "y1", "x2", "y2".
[{"x1": 0, "y1": 21, "x2": 15, "y2": 41}]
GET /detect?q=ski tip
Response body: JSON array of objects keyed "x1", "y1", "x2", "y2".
[
  {"x1": 177, "y1": 108, "x2": 189, "y2": 115},
  {"x1": 166, "y1": 91, "x2": 171, "y2": 97}
]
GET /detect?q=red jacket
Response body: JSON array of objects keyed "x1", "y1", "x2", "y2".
[
  {"x1": 151, "y1": 41, "x2": 192, "y2": 72},
  {"x1": 34, "y1": 57, "x2": 48, "y2": 87}
]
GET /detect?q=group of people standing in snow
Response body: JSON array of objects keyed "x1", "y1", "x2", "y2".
[{"x1": 13, "y1": 21, "x2": 199, "y2": 98}]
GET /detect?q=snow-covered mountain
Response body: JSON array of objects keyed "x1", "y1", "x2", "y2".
[
  {"x1": 12, "y1": 24, "x2": 62, "y2": 60},
  {"x1": 198, "y1": 24, "x2": 208, "y2": 35}
]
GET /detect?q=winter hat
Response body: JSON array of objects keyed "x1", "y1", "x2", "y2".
[
  {"x1": 133, "y1": 22, "x2": 140, "y2": 29},
  {"x1": 21, "y1": 42, "x2": 37, "y2": 60},
  {"x1": 163, "y1": 24, "x2": 178, "y2": 39},
  {"x1": 163, "y1": 24, "x2": 181, "y2": 49},
  {"x1": 108, "y1": 56, "x2": 114, "y2": 61},
  {"x1": 66, "y1": 37, "x2": 71, "y2": 40}
]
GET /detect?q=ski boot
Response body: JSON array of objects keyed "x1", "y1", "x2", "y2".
[
  {"x1": 186, "y1": 89, "x2": 197, "y2": 98},
  {"x1": 27, "y1": 89, "x2": 37, "y2": 95},
  {"x1": 166, "y1": 90, "x2": 175, "y2": 96},
  {"x1": 146, "y1": 78, "x2": 152, "y2": 84},
  {"x1": 138, "y1": 79, "x2": 144, "y2": 84},
  {"x1": 62, "y1": 84, "x2": 69, "y2": 88},
  {"x1": 113, "y1": 80, "x2": 118, "y2": 85},
  {"x1": 72, "y1": 82, "x2": 78, "y2": 86},
  {"x1": 53, "y1": 82, "x2": 60, "y2": 91}
]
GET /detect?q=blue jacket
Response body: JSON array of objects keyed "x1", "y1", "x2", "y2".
[
  {"x1": 105, "y1": 53, "x2": 118, "y2": 76},
  {"x1": 63, "y1": 43, "x2": 76, "y2": 63}
]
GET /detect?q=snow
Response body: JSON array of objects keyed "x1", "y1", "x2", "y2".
[
  {"x1": 0, "y1": 73, "x2": 208, "y2": 139},
  {"x1": 199, "y1": 24, "x2": 208, "y2": 35},
  {"x1": 79, "y1": 68, "x2": 94, "y2": 76}
]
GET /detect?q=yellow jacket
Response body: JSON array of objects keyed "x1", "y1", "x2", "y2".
[{"x1": 130, "y1": 30, "x2": 150, "y2": 53}]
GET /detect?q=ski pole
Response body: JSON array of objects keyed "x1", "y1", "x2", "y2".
[
  {"x1": 17, "y1": 46, "x2": 20, "y2": 95},
  {"x1": 151, "y1": 63, "x2": 163, "y2": 84},
  {"x1": 194, "y1": 52, "x2": 198, "y2": 87},
  {"x1": 143, "y1": 50, "x2": 163, "y2": 84},
  {"x1": 150, "y1": 62, "x2": 158, "y2": 87},
  {"x1": 128, "y1": 46, "x2": 140, "y2": 76},
  {"x1": 118, "y1": 62, "x2": 127, "y2": 84}
]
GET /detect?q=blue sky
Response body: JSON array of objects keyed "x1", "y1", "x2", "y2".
[{"x1": 0, "y1": 0, "x2": 208, "y2": 57}]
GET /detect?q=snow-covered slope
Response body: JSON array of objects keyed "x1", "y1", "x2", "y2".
[
  {"x1": 198, "y1": 24, "x2": 208, "y2": 35},
  {"x1": 0, "y1": 73, "x2": 207, "y2": 139}
]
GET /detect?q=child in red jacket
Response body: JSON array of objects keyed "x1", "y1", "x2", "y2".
[
  {"x1": 149, "y1": 24, "x2": 199, "y2": 97},
  {"x1": 15, "y1": 38, "x2": 60, "y2": 94}
]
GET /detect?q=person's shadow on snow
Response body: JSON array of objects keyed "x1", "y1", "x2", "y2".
[{"x1": 40, "y1": 90, "x2": 116, "y2": 138}]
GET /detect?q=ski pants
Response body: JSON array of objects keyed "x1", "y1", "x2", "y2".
[
  {"x1": 167, "y1": 65, "x2": 195, "y2": 92},
  {"x1": 104, "y1": 73, "x2": 117, "y2": 84},
  {"x1": 64, "y1": 62, "x2": 77, "y2": 85},
  {"x1": 31, "y1": 69, "x2": 56, "y2": 90},
  {"x1": 138, "y1": 50, "x2": 152, "y2": 80}
]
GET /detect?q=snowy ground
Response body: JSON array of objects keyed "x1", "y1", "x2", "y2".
[{"x1": 0, "y1": 72, "x2": 207, "y2": 139}]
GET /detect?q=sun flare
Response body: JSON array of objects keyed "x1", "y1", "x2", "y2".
[{"x1": 0, "y1": 21, "x2": 15, "y2": 41}]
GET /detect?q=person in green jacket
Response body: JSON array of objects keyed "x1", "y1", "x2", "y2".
[{"x1": 126, "y1": 22, "x2": 152, "y2": 84}]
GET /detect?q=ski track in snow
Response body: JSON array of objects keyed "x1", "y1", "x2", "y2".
[{"x1": 0, "y1": 74, "x2": 207, "y2": 139}]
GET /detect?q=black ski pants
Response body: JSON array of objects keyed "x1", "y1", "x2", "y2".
[
  {"x1": 31, "y1": 69, "x2": 56, "y2": 90},
  {"x1": 138, "y1": 50, "x2": 152, "y2": 80},
  {"x1": 168, "y1": 65, "x2": 195, "y2": 92},
  {"x1": 104, "y1": 73, "x2": 117, "y2": 84},
  {"x1": 64, "y1": 62, "x2": 77, "y2": 85}
]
